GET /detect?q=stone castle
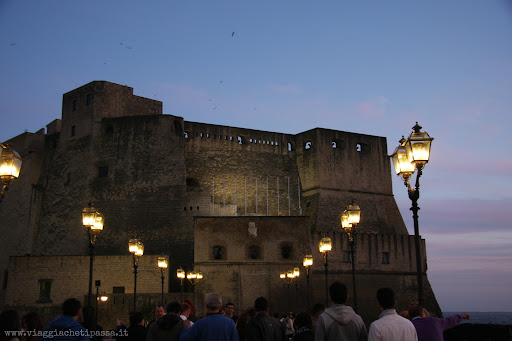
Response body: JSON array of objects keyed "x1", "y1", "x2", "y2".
[{"x1": 0, "y1": 81, "x2": 440, "y2": 326}]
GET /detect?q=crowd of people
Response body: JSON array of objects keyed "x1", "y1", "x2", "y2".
[{"x1": 0, "y1": 282, "x2": 470, "y2": 341}]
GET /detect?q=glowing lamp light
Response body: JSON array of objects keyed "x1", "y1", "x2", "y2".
[
  {"x1": 346, "y1": 202, "x2": 361, "y2": 225},
  {"x1": 100, "y1": 296, "x2": 108, "y2": 302},
  {"x1": 391, "y1": 138, "x2": 416, "y2": 180},
  {"x1": 158, "y1": 257, "x2": 168, "y2": 269},
  {"x1": 303, "y1": 255, "x2": 313, "y2": 268},
  {"x1": 0, "y1": 144, "x2": 22, "y2": 179},
  {"x1": 91, "y1": 212, "x2": 104, "y2": 232},
  {"x1": 404, "y1": 122, "x2": 434, "y2": 167},
  {"x1": 319, "y1": 237, "x2": 332, "y2": 253},
  {"x1": 177, "y1": 268, "x2": 186, "y2": 279},
  {"x1": 286, "y1": 270, "x2": 294, "y2": 279},
  {"x1": 129, "y1": 239, "x2": 139, "y2": 254},
  {"x1": 82, "y1": 204, "x2": 98, "y2": 228},
  {"x1": 196, "y1": 272, "x2": 203, "y2": 280},
  {"x1": 135, "y1": 242, "x2": 144, "y2": 257},
  {"x1": 187, "y1": 271, "x2": 197, "y2": 280},
  {"x1": 293, "y1": 267, "x2": 300, "y2": 278},
  {"x1": 341, "y1": 211, "x2": 351, "y2": 229},
  {"x1": 280, "y1": 272, "x2": 286, "y2": 279}
]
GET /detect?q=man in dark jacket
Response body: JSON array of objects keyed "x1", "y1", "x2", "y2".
[
  {"x1": 39, "y1": 298, "x2": 89, "y2": 341},
  {"x1": 147, "y1": 301, "x2": 186, "y2": 341},
  {"x1": 246, "y1": 297, "x2": 286, "y2": 341}
]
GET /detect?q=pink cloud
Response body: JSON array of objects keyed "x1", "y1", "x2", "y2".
[{"x1": 355, "y1": 96, "x2": 388, "y2": 118}]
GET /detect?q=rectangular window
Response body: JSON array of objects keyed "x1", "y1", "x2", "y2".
[
  {"x1": 98, "y1": 166, "x2": 109, "y2": 178},
  {"x1": 343, "y1": 251, "x2": 351, "y2": 263},
  {"x1": 86, "y1": 94, "x2": 93, "y2": 105},
  {"x1": 72, "y1": 99, "x2": 77, "y2": 111},
  {"x1": 382, "y1": 252, "x2": 390, "y2": 264},
  {"x1": 71, "y1": 125, "x2": 76, "y2": 137},
  {"x1": 113, "y1": 286, "x2": 125, "y2": 294},
  {"x1": 38, "y1": 279, "x2": 52, "y2": 302},
  {"x1": 2, "y1": 270, "x2": 7, "y2": 290}
]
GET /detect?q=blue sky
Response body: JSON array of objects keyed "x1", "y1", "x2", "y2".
[{"x1": 1, "y1": 1, "x2": 511, "y2": 312}]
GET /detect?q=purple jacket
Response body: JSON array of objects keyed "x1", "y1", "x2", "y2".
[{"x1": 411, "y1": 314, "x2": 463, "y2": 341}]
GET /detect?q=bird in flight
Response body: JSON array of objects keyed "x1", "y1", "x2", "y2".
[{"x1": 232, "y1": 32, "x2": 235, "y2": 37}]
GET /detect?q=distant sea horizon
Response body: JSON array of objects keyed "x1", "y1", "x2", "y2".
[{"x1": 443, "y1": 312, "x2": 512, "y2": 325}]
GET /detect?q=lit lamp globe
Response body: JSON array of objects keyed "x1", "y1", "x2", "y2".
[
  {"x1": 0, "y1": 144, "x2": 23, "y2": 196},
  {"x1": 177, "y1": 268, "x2": 186, "y2": 280},
  {"x1": 404, "y1": 122, "x2": 434, "y2": 168},
  {"x1": 100, "y1": 296, "x2": 108, "y2": 302},
  {"x1": 293, "y1": 267, "x2": 300, "y2": 278},
  {"x1": 187, "y1": 271, "x2": 197, "y2": 280},
  {"x1": 303, "y1": 255, "x2": 313, "y2": 268},
  {"x1": 196, "y1": 272, "x2": 203, "y2": 280},
  {"x1": 391, "y1": 137, "x2": 416, "y2": 181},
  {"x1": 319, "y1": 237, "x2": 332, "y2": 253},
  {"x1": 286, "y1": 270, "x2": 294, "y2": 279},
  {"x1": 158, "y1": 257, "x2": 168, "y2": 269},
  {"x1": 82, "y1": 204, "x2": 98, "y2": 228},
  {"x1": 280, "y1": 272, "x2": 286, "y2": 279},
  {"x1": 129, "y1": 239, "x2": 139, "y2": 254},
  {"x1": 92, "y1": 213, "x2": 104, "y2": 234},
  {"x1": 346, "y1": 202, "x2": 361, "y2": 226},
  {"x1": 135, "y1": 242, "x2": 144, "y2": 257}
]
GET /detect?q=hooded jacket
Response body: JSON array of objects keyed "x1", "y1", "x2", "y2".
[
  {"x1": 314, "y1": 304, "x2": 368, "y2": 341},
  {"x1": 146, "y1": 313, "x2": 184, "y2": 341}
]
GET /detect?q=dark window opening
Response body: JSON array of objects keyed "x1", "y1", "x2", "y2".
[
  {"x1": 196, "y1": 206, "x2": 199, "y2": 210},
  {"x1": 281, "y1": 245, "x2": 292, "y2": 259},
  {"x1": 38, "y1": 279, "x2": 52, "y2": 302},
  {"x1": 306, "y1": 201, "x2": 311, "y2": 208},
  {"x1": 105, "y1": 126, "x2": 114, "y2": 136},
  {"x1": 98, "y1": 166, "x2": 109, "y2": 178},
  {"x1": 213, "y1": 246, "x2": 225, "y2": 260},
  {"x1": 332, "y1": 141, "x2": 337, "y2": 148},
  {"x1": 305, "y1": 141, "x2": 312, "y2": 150},
  {"x1": 113, "y1": 286, "x2": 125, "y2": 294},
  {"x1": 343, "y1": 251, "x2": 351, "y2": 263},
  {"x1": 382, "y1": 252, "x2": 390, "y2": 264},
  {"x1": 86, "y1": 94, "x2": 93, "y2": 105},
  {"x1": 72, "y1": 99, "x2": 77, "y2": 111},
  {"x1": 2, "y1": 270, "x2": 7, "y2": 290},
  {"x1": 248, "y1": 245, "x2": 261, "y2": 260},
  {"x1": 71, "y1": 125, "x2": 76, "y2": 137},
  {"x1": 66, "y1": 173, "x2": 71, "y2": 185},
  {"x1": 150, "y1": 108, "x2": 156, "y2": 114}
]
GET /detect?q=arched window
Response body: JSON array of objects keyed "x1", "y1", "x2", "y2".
[
  {"x1": 305, "y1": 141, "x2": 312, "y2": 150},
  {"x1": 248, "y1": 245, "x2": 261, "y2": 260}
]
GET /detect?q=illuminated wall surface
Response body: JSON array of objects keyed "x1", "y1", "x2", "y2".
[{"x1": 0, "y1": 81, "x2": 440, "y2": 325}]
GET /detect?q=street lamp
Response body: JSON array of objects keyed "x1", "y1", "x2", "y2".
[
  {"x1": 187, "y1": 270, "x2": 203, "y2": 311},
  {"x1": 390, "y1": 122, "x2": 433, "y2": 306},
  {"x1": 318, "y1": 236, "x2": 332, "y2": 306},
  {"x1": 177, "y1": 267, "x2": 186, "y2": 302},
  {"x1": 303, "y1": 255, "x2": 313, "y2": 311},
  {"x1": 129, "y1": 238, "x2": 144, "y2": 311},
  {"x1": 158, "y1": 257, "x2": 168, "y2": 306},
  {"x1": 280, "y1": 269, "x2": 298, "y2": 312},
  {"x1": 0, "y1": 143, "x2": 23, "y2": 201},
  {"x1": 341, "y1": 201, "x2": 361, "y2": 312},
  {"x1": 82, "y1": 203, "x2": 104, "y2": 307}
]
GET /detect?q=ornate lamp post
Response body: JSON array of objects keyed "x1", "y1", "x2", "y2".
[
  {"x1": 303, "y1": 255, "x2": 313, "y2": 311},
  {"x1": 128, "y1": 238, "x2": 144, "y2": 311},
  {"x1": 341, "y1": 201, "x2": 361, "y2": 312},
  {"x1": 0, "y1": 143, "x2": 23, "y2": 201},
  {"x1": 187, "y1": 270, "x2": 203, "y2": 311},
  {"x1": 158, "y1": 257, "x2": 168, "y2": 306},
  {"x1": 82, "y1": 203, "x2": 104, "y2": 307},
  {"x1": 280, "y1": 269, "x2": 297, "y2": 312},
  {"x1": 318, "y1": 236, "x2": 332, "y2": 306},
  {"x1": 177, "y1": 267, "x2": 186, "y2": 302},
  {"x1": 390, "y1": 122, "x2": 433, "y2": 306}
]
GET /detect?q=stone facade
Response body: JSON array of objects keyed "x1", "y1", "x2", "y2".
[{"x1": 0, "y1": 81, "x2": 441, "y2": 326}]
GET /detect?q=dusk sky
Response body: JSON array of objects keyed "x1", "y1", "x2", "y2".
[{"x1": 1, "y1": 1, "x2": 511, "y2": 312}]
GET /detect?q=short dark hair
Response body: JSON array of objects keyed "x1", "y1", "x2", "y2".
[
  {"x1": 311, "y1": 303, "x2": 325, "y2": 317},
  {"x1": 226, "y1": 302, "x2": 234, "y2": 307},
  {"x1": 129, "y1": 311, "x2": 144, "y2": 326},
  {"x1": 167, "y1": 301, "x2": 182, "y2": 314},
  {"x1": 408, "y1": 305, "x2": 423, "y2": 319},
  {"x1": 329, "y1": 282, "x2": 348, "y2": 304},
  {"x1": 293, "y1": 312, "x2": 312, "y2": 330},
  {"x1": 62, "y1": 298, "x2": 82, "y2": 317},
  {"x1": 254, "y1": 297, "x2": 268, "y2": 312},
  {"x1": 376, "y1": 288, "x2": 395, "y2": 309}
]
